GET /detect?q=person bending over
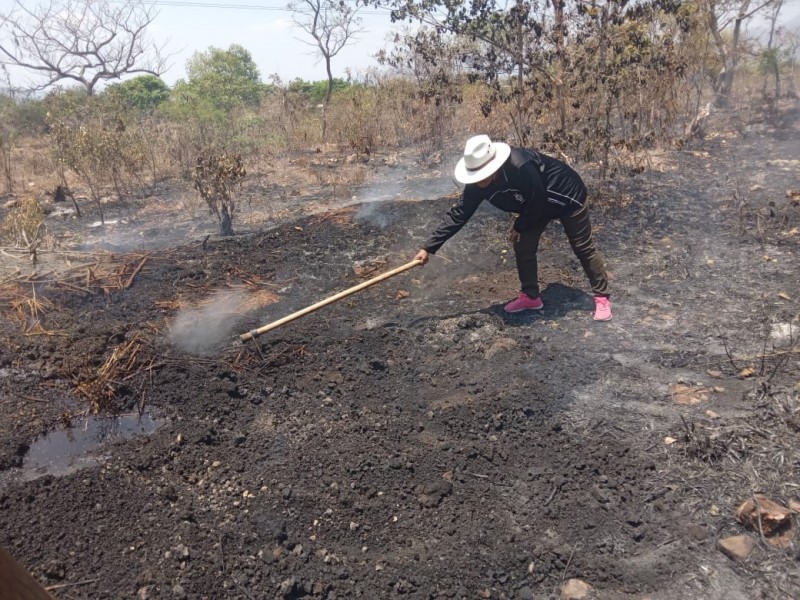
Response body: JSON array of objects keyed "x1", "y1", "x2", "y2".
[{"x1": 414, "y1": 134, "x2": 612, "y2": 321}]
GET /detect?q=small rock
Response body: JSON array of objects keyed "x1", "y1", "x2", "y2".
[
  {"x1": 173, "y1": 544, "x2": 190, "y2": 560},
  {"x1": 172, "y1": 583, "x2": 187, "y2": 599},
  {"x1": 717, "y1": 535, "x2": 755, "y2": 561},
  {"x1": 43, "y1": 560, "x2": 66, "y2": 580},
  {"x1": 561, "y1": 578, "x2": 593, "y2": 599},
  {"x1": 591, "y1": 486, "x2": 610, "y2": 504},
  {"x1": 518, "y1": 585, "x2": 535, "y2": 600},
  {"x1": 416, "y1": 480, "x2": 453, "y2": 508},
  {"x1": 687, "y1": 525, "x2": 710, "y2": 541},
  {"x1": 485, "y1": 337, "x2": 517, "y2": 359},
  {"x1": 278, "y1": 577, "x2": 298, "y2": 596}
]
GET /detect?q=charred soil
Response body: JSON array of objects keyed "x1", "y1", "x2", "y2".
[{"x1": 1, "y1": 109, "x2": 799, "y2": 599}]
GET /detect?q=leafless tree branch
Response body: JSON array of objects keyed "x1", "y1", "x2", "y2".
[{"x1": 0, "y1": 0, "x2": 173, "y2": 94}]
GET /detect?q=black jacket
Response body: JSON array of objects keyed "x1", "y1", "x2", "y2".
[{"x1": 423, "y1": 148, "x2": 587, "y2": 253}]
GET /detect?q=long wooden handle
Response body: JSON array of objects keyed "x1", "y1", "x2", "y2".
[
  {"x1": 240, "y1": 259, "x2": 422, "y2": 342},
  {"x1": 0, "y1": 547, "x2": 55, "y2": 600}
]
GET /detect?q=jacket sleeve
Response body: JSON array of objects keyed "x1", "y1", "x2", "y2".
[
  {"x1": 512, "y1": 161, "x2": 547, "y2": 233},
  {"x1": 422, "y1": 188, "x2": 483, "y2": 253}
]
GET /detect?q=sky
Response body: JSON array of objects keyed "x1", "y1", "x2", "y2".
[
  {"x1": 1, "y1": 0, "x2": 799, "y2": 91},
  {"x1": 147, "y1": 0, "x2": 401, "y2": 85},
  {"x1": 0, "y1": 0, "x2": 404, "y2": 89}
]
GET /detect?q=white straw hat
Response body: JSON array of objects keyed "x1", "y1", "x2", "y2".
[{"x1": 453, "y1": 135, "x2": 511, "y2": 185}]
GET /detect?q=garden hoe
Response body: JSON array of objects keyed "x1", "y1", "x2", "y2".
[{"x1": 239, "y1": 258, "x2": 423, "y2": 343}]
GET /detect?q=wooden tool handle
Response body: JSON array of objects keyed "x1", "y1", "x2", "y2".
[
  {"x1": 0, "y1": 547, "x2": 55, "y2": 600},
  {"x1": 240, "y1": 259, "x2": 422, "y2": 342}
]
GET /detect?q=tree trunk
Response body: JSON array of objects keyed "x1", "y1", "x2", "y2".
[
  {"x1": 766, "y1": 1, "x2": 783, "y2": 99},
  {"x1": 57, "y1": 166, "x2": 81, "y2": 219},
  {"x1": 322, "y1": 56, "x2": 333, "y2": 143},
  {"x1": 219, "y1": 204, "x2": 233, "y2": 237},
  {"x1": 711, "y1": 0, "x2": 752, "y2": 107},
  {"x1": 552, "y1": 0, "x2": 567, "y2": 131}
]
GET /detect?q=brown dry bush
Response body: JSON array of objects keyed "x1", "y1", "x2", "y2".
[
  {"x1": 193, "y1": 151, "x2": 246, "y2": 236},
  {"x1": 0, "y1": 197, "x2": 45, "y2": 248},
  {"x1": 48, "y1": 102, "x2": 155, "y2": 223}
]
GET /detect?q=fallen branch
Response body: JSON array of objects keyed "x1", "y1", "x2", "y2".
[{"x1": 124, "y1": 256, "x2": 148, "y2": 289}]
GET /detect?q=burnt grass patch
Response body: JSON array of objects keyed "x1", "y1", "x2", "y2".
[{"x1": 1, "y1": 113, "x2": 799, "y2": 598}]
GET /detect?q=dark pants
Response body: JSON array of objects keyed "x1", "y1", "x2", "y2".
[{"x1": 513, "y1": 202, "x2": 609, "y2": 298}]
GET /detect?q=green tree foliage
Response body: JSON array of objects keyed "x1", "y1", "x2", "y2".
[
  {"x1": 168, "y1": 45, "x2": 265, "y2": 120},
  {"x1": 105, "y1": 75, "x2": 170, "y2": 112},
  {"x1": 287, "y1": 78, "x2": 353, "y2": 104}
]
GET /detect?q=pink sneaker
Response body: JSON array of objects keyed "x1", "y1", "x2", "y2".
[
  {"x1": 504, "y1": 292, "x2": 544, "y2": 313},
  {"x1": 593, "y1": 296, "x2": 612, "y2": 321}
]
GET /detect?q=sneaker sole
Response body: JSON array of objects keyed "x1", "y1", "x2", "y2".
[
  {"x1": 593, "y1": 314, "x2": 612, "y2": 321},
  {"x1": 505, "y1": 305, "x2": 544, "y2": 314}
]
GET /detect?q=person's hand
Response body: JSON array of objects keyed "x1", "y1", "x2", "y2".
[
  {"x1": 414, "y1": 249, "x2": 429, "y2": 265},
  {"x1": 508, "y1": 228, "x2": 521, "y2": 243}
]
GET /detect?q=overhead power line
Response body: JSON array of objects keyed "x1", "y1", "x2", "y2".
[{"x1": 140, "y1": 0, "x2": 393, "y2": 14}]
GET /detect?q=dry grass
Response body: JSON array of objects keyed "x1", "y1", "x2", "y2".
[
  {"x1": 75, "y1": 333, "x2": 147, "y2": 413},
  {"x1": 7, "y1": 285, "x2": 62, "y2": 336},
  {"x1": 0, "y1": 249, "x2": 151, "y2": 292},
  {"x1": 0, "y1": 250, "x2": 155, "y2": 340}
]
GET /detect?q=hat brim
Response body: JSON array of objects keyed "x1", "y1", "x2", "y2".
[{"x1": 453, "y1": 142, "x2": 511, "y2": 185}]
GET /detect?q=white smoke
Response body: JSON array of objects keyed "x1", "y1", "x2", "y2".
[{"x1": 168, "y1": 290, "x2": 247, "y2": 354}]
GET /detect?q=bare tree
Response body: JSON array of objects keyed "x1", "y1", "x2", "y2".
[
  {"x1": 703, "y1": 0, "x2": 779, "y2": 106},
  {"x1": 289, "y1": 0, "x2": 363, "y2": 140},
  {"x1": 0, "y1": 0, "x2": 170, "y2": 95}
]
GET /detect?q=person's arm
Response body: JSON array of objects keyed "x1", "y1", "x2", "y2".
[
  {"x1": 512, "y1": 161, "x2": 547, "y2": 233},
  {"x1": 420, "y1": 188, "x2": 483, "y2": 254}
]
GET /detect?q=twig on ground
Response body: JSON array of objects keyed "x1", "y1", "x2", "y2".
[
  {"x1": 45, "y1": 578, "x2": 100, "y2": 591},
  {"x1": 559, "y1": 544, "x2": 578, "y2": 587},
  {"x1": 752, "y1": 493, "x2": 769, "y2": 548},
  {"x1": 544, "y1": 481, "x2": 564, "y2": 507}
]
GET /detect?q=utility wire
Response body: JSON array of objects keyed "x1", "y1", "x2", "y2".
[{"x1": 139, "y1": 0, "x2": 393, "y2": 14}]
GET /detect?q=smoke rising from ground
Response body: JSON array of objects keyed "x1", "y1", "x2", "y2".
[
  {"x1": 168, "y1": 290, "x2": 247, "y2": 355},
  {"x1": 352, "y1": 175, "x2": 457, "y2": 229}
]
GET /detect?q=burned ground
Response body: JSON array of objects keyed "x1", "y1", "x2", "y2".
[{"x1": 0, "y1": 109, "x2": 799, "y2": 599}]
